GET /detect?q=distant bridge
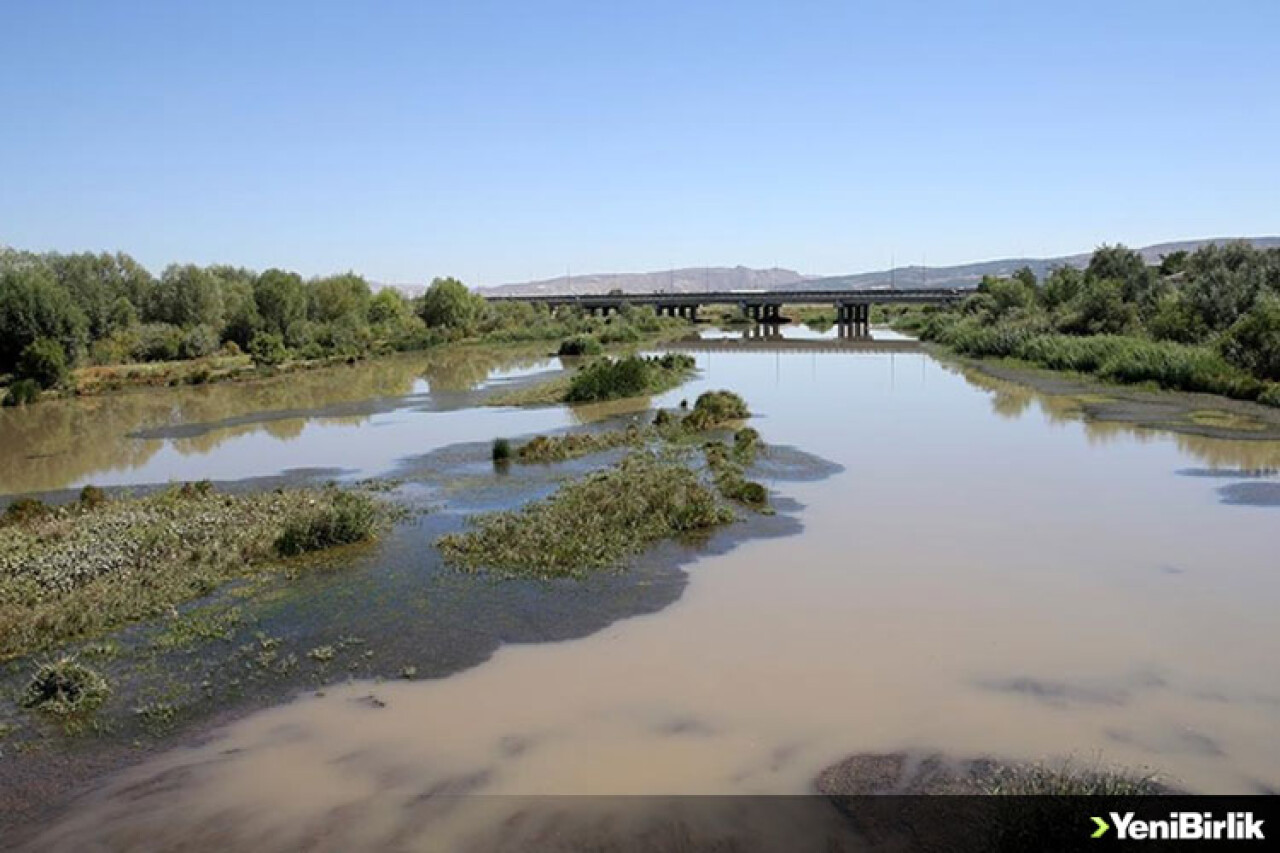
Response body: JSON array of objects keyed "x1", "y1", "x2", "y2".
[{"x1": 485, "y1": 288, "x2": 964, "y2": 327}]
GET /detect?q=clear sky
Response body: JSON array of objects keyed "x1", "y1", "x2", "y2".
[{"x1": 2, "y1": 1, "x2": 1277, "y2": 285}]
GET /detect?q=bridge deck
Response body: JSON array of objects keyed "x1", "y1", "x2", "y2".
[{"x1": 485, "y1": 288, "x2": 963, "y2": 307}]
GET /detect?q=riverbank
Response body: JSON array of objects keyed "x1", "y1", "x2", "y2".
[
  {"x1": 6, "y1": 316, "x2": 696, "y2": 405},
  {"x1": 940, "y1": 349, "x2": 1280, "y2": 443}
]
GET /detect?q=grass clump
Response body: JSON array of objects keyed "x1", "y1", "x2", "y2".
[
  {"x1": 275, "y1": 489, "x2": 379, "y2": 557},
  {"x1": 3, "y1": 497, "x2": 50, "y2": 526},
  {"x1": 0, "y1": 484, "x2": 391, "y2": 659},
  {"x1": 19, "y1": 657, "x2": 110, "y2": 717},
  {"x1": 516, "y1": 424, "x2": 647, "y2": 463},
  {"x1": 492, "y1": 437, "x2": 513, "y2": 462},
  {"x1": 564, "y1": 354, "x2": 696, "y2": 403},
  {"x1": 557, "y1": 335, "x2": 603, "y2": 356},
  {"x1": 702, "y1": 441, "x2": 770, "y2": 511},
  {"x1": 979, "y1": 760, "x2": 1165, "y2": 796},
  {"x1": 438, "y1": 451, "x2": 732, "y2": 577},
  {"x1": 2, "y1": 378, "x2": 41, "y2": 407},
  {"x1": 683, "y1": 390, "x2": 750, "y2": 431}
]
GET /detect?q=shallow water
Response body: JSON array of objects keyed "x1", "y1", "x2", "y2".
[{"x1": 8, "y1": 328, "x2": 1280, "y2": 850}]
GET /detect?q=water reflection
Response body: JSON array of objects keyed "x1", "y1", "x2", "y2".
[{"x1": 0, "y1": 346, "x2": 560, "y2": 496}]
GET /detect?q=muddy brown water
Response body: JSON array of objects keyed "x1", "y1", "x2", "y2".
[{"x1": 3, "y1": 330, "x2": 1279, "y2": 851}]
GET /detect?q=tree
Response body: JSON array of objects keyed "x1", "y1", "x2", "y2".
[
  {"x1": 248, "y1": 331, "x2": 288, "y2": 367},
  {"x1": 254, "y1": 269, "x2": 306, "y2": 337},
  {"x1": 1087, "y1": 244, "x2": 1159, "y2": 312},
  {"x1": 1058, "y1": 278, "x2": 1137, "y2": 335},
  {"x1": 307, "y1": 273, "x2": 371, "y2": 324},
  {"x1": 16, "y1": 338, "x2": 69, "y2": 388},
  {"x1": 0, "y1": 265, "x2": 87, "y2": 373},
  {"x1": 1012, "y1": 266, "x2": 1038, "y2": 289},
  {"x1": 1040, "y1": 266, "x2": 1083, "y2": 310},
  {"x1": 368, "y1": 288, "x2": 410, "y2": 325},
  {"x1": 418, "y1": 277, "x2": 482, "y2": 331},
  {"x1": 151, "y1": 265, "x2": 225, "y2": 329},
  {"x1": 1220, "y1": 295, "x2": 1280, "y2": 381}
]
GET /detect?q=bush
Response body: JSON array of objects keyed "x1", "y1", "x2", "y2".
[
  {"x1": 16, "y1": 338, "x2": 69, "y2": 388},
  {"x1": 176, "y1": 479, "x2": 215, "y2": 499},
  {"x1": 1261, "y1": 384, "x2": 1280, "y2": 408},
  {"x1": 3, "y1": 497, "x2": 50, "y2": 525},
  {"x1": 1220, "y1": 296, "x2": 1280, "y2": 381},
  {"x1": 19, "y1": 658, "x2": 110, "y2": 716},
  {"x1": 557, "y1": 335, "x2": 603, "y2": 356},
  {"x1": 248, "y1": 331, "x2": 288, "y2": 367},
  {"x1": 492, "y1": 437, "x2": 512, "y2": 461},
  {"x1": 275, "y1": 490, "x2": 377, "y2": 556},
  {"x1": 78, "y1": 484, "x2": 107, "y2": 508},
  {"x1": 133, "y1": 323, "x2": 185, "y2": 362},
  {"x1": 179, "y1": 324, "x2": 219, "y2": 360},
  {"x1": 684, "y1": 390, "x2": 750, "y2": 430},
  {"x1": 3, "y1": 378, "x2": 41, "y2": 407}
]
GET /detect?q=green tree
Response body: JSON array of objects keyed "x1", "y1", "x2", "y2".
[
  {"x1": 248, "y1": 331, "x2": 288, "y2": 367},
  {"x1": 0, "y1": 265, "x2": 87, "y2": 373},
  {"x1": 307, "y1": 273, "x2": 371, "y2": 324},
  {"x1": 418, "y1": 277, "x2": 482, "y2": 331},
  {"x1": 16, "y1": 338, "x2": 69, "y2": 388},
  {"x1": 1220, "y1": 295, "x2": 1280, "y2": 381},
  {"x1": 368, "y1": 288, "x2": 410, "y2": 325},
  {"x1": 1058, "y1": 278, "x2": 1137, "y2": 335},
  {"x1": 254, "y1": 269, "x2": 307, "y2": 336},
  {"x1": 151, "y1": 265, "x2": 225, "y2": 329}
]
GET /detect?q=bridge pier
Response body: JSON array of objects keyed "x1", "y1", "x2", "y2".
[{"x1": 836, "y1": 303, "x2": 870, "y2": 337}]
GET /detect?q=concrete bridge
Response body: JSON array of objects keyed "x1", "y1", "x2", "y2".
[{"x1": 485, "y1": 288, "x2": 964, "y2": 329}]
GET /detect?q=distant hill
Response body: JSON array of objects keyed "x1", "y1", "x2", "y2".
[
  {"x1": 796, "y1": 237, "x2": 1280, "y2": 293},
  {"x1": 473, "y1": 237, "x2": 1280, "y2": 297}
]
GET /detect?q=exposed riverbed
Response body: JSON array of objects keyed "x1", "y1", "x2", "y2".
[{"x1": 2, "y1": 329, "x2": 1279, "y2": 850}]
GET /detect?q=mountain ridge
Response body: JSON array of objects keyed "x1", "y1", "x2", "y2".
[{"x1": 471, "y1": 236, "x2": 1280, "y2": 296}]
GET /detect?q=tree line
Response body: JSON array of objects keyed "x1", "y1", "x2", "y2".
[
  {"x1": 913, "y1": 242, "x2": 1280, "y2": 404},
  {"x1": 0, "y1": 247, "x2": 682, "y2": 404}
]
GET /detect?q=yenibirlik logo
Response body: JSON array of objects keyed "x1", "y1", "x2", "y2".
[{"x1": 1091, "y1": 812, "x2": 1265, "y2": 841}]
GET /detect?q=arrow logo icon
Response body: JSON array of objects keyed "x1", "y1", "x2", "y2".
[{"x1": 1091, "y1": 816, "x2": 1110, "y2": 838}]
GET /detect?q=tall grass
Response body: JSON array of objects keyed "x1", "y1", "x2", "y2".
[{"x1": 924, "y1": 315, "x2": 1266, "y2": 401}]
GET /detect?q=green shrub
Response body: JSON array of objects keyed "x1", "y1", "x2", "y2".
[
  {"x1": 492, "y1": 437, "x2": 512, "y2": 461},
  {"x1": 176, "y1": 479, "x2": 215, "y2": 499},
  {"x1": 16, "y1": 337, "x2": 69, "y2": 389},
  {"x1": 3, "y1": 497, "x2": 50, "y2": 526},
  {"x1": 557, "y1": 335, "x2": 603, "y2": 356},
  {"x1": 19, "y1": 657, "x2": 110, "y2": 717},
  {"x1": 3, "y1": 378, "x2": 41, "y2": 407},
  {"x1": 1220, "y1": 296, "x2": 1280, "y2": 381},
  {"x1": 684, "y1": 390, "x2": 750, "y2": 430},
  {"x1": 275, "y1": 490, "x2": 378, "y2": 556},
  {"x1": 78, "y1": 484, "x2": 107, "y2": 509},
  {"x1": 733, "y1": 427, "x2": 761, "y2": 461},
  {"x1": 564, "y1": 354, "x2": 695, "y2": 403},
  {"x1": 248, "y1": 331, "x2": 288, "y2": 367},
  {"x1": 179, "y1": 324, "x2": 219, "y2": 360},
  {"x1": 1260, "y1": 384, "x2": 1280, "y2": 408},
  {"x1": 133, "y1": 323, "x2": 185, "y2": 362}
]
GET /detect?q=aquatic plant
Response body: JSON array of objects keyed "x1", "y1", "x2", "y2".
[
  {"x1": 557, "y1": 335, "x2": 603, "y2": 356},
  {"x1": 438, "y1": 451, "x2": 732, "y2": 577},
  {"x1": 19, "y1": 657, "x2": 110, "y2": 717},
  {"x1": 275, "y1": 489, "x2": 379, "y2": 556},
  {"x1": 979, "y1": 760, "x2": 1165, "y2": 796},
  {"x1": 516, "y1": 425, "x2": 646, "y2": 463},
  {"x1": 683, "y1": 390, "x2": 750, "y2": 431},
  {"x1": 0, "y1": 484, "x2": 392, "y2": 658},
  {"x1": 564, "y1": 354, "x2": 696, "y2": 403},
  {"x1": 491, "y1": 437, "x2": 512, "y2": 462}
]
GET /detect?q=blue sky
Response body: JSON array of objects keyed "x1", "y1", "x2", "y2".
[{"x1": 2, "y1": 1, "x2": 1277, "y2": 285}]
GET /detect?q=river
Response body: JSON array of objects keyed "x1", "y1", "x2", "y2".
[{"x1": 3, "y1": 327, "x2": 1279, "y2": 850}]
